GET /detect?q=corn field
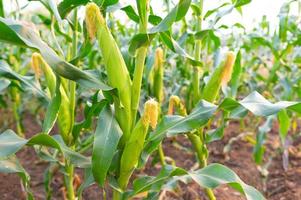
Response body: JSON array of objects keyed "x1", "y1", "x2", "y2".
[{"x1": 0, "y1": 0, "x2": 301, "y2": 199}]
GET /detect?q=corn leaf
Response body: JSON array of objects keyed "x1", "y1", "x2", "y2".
[
  {"x1": 0, "y1": 0, "x2": 3, "y2": 17},
  {"x1": 0, "y1": 78, "x2": 10, "y2": 92},
  {"x1": 42, "y1": 80, "x2": 61, "y2": 134},
  {"x1": 92, "y1": 105, "x2": 122, "y2": 186},
  {"x1": 58, "y1": 0, "x2": 118, "y2": 18},
  {"x1": 278, "y1": 109, "x2": 291, "y2": 144},
  {"x1": 0, "y1": 130, "x2": 90, "y2": 168},
  {"x1": 0, "y1": 18, "x2": 111, "y2": 91},
  {"x1": 0, "y1": 61, "x2": 48, "y2": 99},
  {"x1": 128, "y1": 0, "x2": 202, "y2": 66},
  {"x1": 253, "y1": 116, "x2": 274, "y2": 164},
  {"x1": 141, "y1": 100, "x2": 217, "y2": 165},
  {"x1": 149, "y1": 0, "x2": 191, "y2": 33},
  {"x1": 0, "y1": 156, "x2": 34, "y2": 200},
  {"x1": 188, "y1": 163, "x2": 264, "y2": 200},
  {"x1": 220, "y1": 91, "x2": 301, "y2": 117},
  {"x1": 132, "y1": 164, "x2": 264, "y2": 200}
]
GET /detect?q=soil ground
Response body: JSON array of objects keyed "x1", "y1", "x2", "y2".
[{"x1": 1, "y1": 112, "x2": 301, "y2": 200}]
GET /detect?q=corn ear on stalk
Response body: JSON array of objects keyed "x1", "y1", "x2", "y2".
[
  {"x1": 85, "y1": 3, "x2": 132, "y2": 141},
  {"x1": 202, "y1": 51, "x2": 236, "y2": 102},
  {"x1": 119, "y1": 99, "x2": 158, "y2": 189},
  {"x1": 31, "y1": 53, "x2": 56, "y2": 97},
  {"x1": 31, "y1": 53, "x2": 72, "y2": 144},
  {"x1": 168, "y1": 95, "x2": 187, "y2": 116},
  {"x1": 152, "y1": 47, "x2": 164, "y2": 103}
]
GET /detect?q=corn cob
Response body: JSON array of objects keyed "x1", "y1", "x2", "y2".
[
  {"x1": 85, "y1": 3, "x2": 132, "y2": 142},
  {"x1": 152, "y1": 47, "x2": 164, "y2": 103},
  {"x1": 31, "y1": 53, "x2": 56, "y2": 97},
  {"x1": 202, "y1": 51, "x2": 236, "y2": 102},
  {"x1": 119, "y1": 99, "x2": 158, "y2": 189},
  {"x1": 31, "y1": 53, "x2": 72, "y2": 144}
]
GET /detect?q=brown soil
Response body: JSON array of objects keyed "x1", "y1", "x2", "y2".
[{"x1": 1, "y1": 112, "x2": 301, "y2": 200}]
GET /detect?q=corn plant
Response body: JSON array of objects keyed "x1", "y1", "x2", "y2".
[{"x1": 0, "y1": 0, "x2": 301, "y2": 200}]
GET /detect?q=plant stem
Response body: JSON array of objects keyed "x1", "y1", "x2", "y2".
[
  {"x1": 187, "y1": 133, "x2": 206, "y2": 166},
  {"x1": 64, "y1": 9, "x2": 78, "y2": 200},
  {"x1": 158, "y1": 142, "x2": 166, "y2": 165},
  {"x1": 192, "y1": 41, "x2": 201, "y2": 105},
  {"x1": 131, "y1": 46, "x2": 148, "y2": 127},
  {"x1": 131, "y1": 2, "x2": 149, "y2": 128},
  {"x1": 12, "y1": 99, "x2": 22, "y2": 136},
  {"x1": 191, "y1": 1, "x2": 216, "y2": 199},
  {"x1": 69, "y1": 8, "x2": 78, "y2": 132},
  {"x1": 112, "y1": 189, "x2": 122, "y2": 200},
  {"x1": 65, "y1": 158, "x2": 75, "y2": 200},
  {"x1": 192, "y1": 0, "x2": 203, "y2": 106}
]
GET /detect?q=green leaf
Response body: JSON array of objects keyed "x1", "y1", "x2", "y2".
[
  {"x1": 133, "y1": 164, "x2": 264, "y2": 200},
  {"x1": 204, "y1": 3, "x2": 230, "y2": 20},
  {"x1": 189, "y1": 163, "x2": 264, "y2": 200},
  {"x1": 128, "y1": 33, "x2": 156, "y2": 56},
  {"x1": 58, "y1": 0, "x2": 89, "y2": 18},
  {"x1": 253, "y1": 116, "x2": 274, "y2": 164},
  {"x1": 159, "y1": 31, "x2": 202, "y2": 66},
  {"x1": 58, "y1": 0, "x2": 118, "y2": 18},
  {"x1": 0, "y1": 130, "x2": 27, "y2": 158},
  {"x1": 0, "y1": 156, "x2": 34, "y2": 200},
  {"x1": 229, "y1": 51, "x2": 242, "y2": 97},
  {"x1": 195, "y1": 29, "x2": 221, "y2": 50},
  {"x1": 77, "y1": 168, "x2": 95, "y2": 198},
  {"x1": 39, "y1": 0, "x2": 63, "y2": 24},
  {"x1": 132, "y1": 165, "x2": 187, "y2": 195},
  {"x1": 0, "y1": 18, "x2": 111, "y2": 91},
  {"x1": 205, "y1": 126, "x2": 225, "y2": 143},
  {"x1": 278, "y1": 109, "x2": 290, "y2": 144},
  {"x1": 121, "y1": 5, "x2": 140, "y2": 23},
  {"x1": 234, "y1": 0, "x2": 252, "y2": 8},
  {"x1": 250, "y1": 35, "x2": 279, "y2": 58},
  {"x1": 0, "y1": 61, "x2": 48, "y2": 99},
  {"x1": 128, "y1": 0, "x2": 200, "y2": 66},
  {"x1": 0, "y1": 0, "x2": 4, "y2": 17},
  {"x1": 0, "y1": 78, "x2": 10, "y2": 92},
  {"x1": 92, "y1": 105, "x2": 122, "y2": 186},
  {"x1": 149, "y1": 0, "x2": 191, "y2": 33},
  {"x1": 0, "y1": 130, "x2": 91, "y2": 168},
  {"x1": 220, "y1": 91, "x2": 301, "y2": 117},
  {"x1": 42, "y1": 79, "x2": 61, "y2": 134},
  {"x1": 142, "y1": 100, "x2": 217, "y2": 165}
]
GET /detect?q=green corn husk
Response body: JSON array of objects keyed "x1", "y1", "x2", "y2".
[
  {"x1": 31, "y1": 53, "x2": 72, "y2": 144},
  {"x1": 152, "y1": 47, "x2": 164, "y2": 103},
  {"x1": 32, "y1": 53, "x2": 56, "y2": 97},
  {"x1": 168, "y1": 95, "x2": 187, "y2": 116},
  {"x1": 202, "y1": 51, "x2": 236, "y2": 103},
  {"x1": 119, "y1": 99, "x2": 158, "y2": 189},
  {"x1": 85, "y1": 3, "x2": 132, "y2": 142},
  {"x1": 57, "y1": 87, "x2": 73, "y2": 145}
]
